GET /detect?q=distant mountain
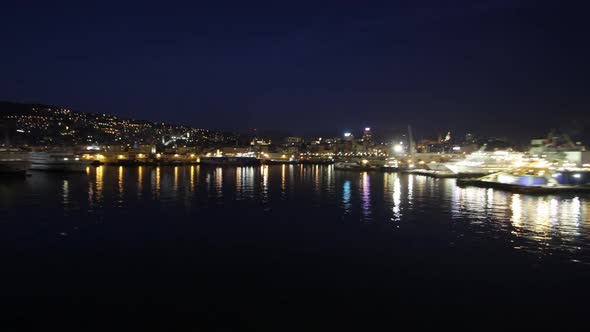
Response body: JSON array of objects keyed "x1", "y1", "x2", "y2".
[{"x1": 0, "y1": 101, "x2": 238, "y2": 147}]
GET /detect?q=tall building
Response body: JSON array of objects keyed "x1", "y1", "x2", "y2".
[
  {"x1": 362, "y1": 127, "x2": 373, "y2": 151},
  {"x1": 343, "y1": 132, "x2": 354, "y2": 142},
  {"x1": 362, "y1": 127, "x2": 373, "y2": 143},
  {"x1": 285, "y1": 137, "x2": 303, "y2": 144}
]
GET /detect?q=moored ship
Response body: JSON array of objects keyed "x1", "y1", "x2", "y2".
[
  {"x1": 0, "y1": 148, "x2": 31, "y2": 174},
  {"x1": 334, "y1": 160, "x2": 379, "y2": 171},
  {"x1": 30, "y1": 151, "x2": 92, "y2": 172},
  {"x1": 199, "y1": 156, "x2": 261, "y2": 166},
  {"x1": 443, "y1": 150, "x2": 525, "y2": 175}
]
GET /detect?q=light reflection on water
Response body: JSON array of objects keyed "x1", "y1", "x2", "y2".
[
  {"x1": 360, "y1": 172, "x2": 371, "y2": 221},
  {"x1": 173, "y1": 166, "x2": 179, "y2": 193},
  {"x1": 189, "y1": 165, "x2": 195, "y2": 192},
  {"x1": 215, "y1": 167, "x2": 223, "y2": 198},
  {"x1": 3, "y1": 166, "x2": 590, "y2": 264},
  {"x1": 342, "y1": 180, "x2": 351, "y2": 214},
  {"x1": 138, "y1": 166, "x2": 143, "y2": 198},
  {"x1": 451, "y1": 183, "x2": 589, "y2": 258},
  {"x1": 117, "y1": 166, "x2": 124, "y2": 206},
  {"x1": 152, "y1": 166, "x2": 161, "y2": 199},
  {"x1": 407, "y1": 174, "x2": 414, "y2": 208},
  {"x1": 62, "y1": 179, "x2": 69, "y2": 216},
  {"x1": 392, "y1": 176, "x2": 402, "y2": 221},
  {"x1": 261, "y1": 165, "x2": 269, "y2": 205},
  {"x1": 281, "y1": 165, "x2": 287, "y2": 198},
  {"x1": 88, "y1": 165, "x2": 104, "y2": 211}
]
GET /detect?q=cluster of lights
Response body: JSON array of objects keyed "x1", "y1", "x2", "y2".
[{"x1": 3, "y1": 107, "x2": 220, "y2": 147}]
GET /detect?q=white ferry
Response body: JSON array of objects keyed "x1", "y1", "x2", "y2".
[
  {"x1": 30, "y1": 151, "x2": 92, "y2": 172},
  {"x1": 0, "y1": 148, "x2": 31, "y2": 174},
  {"x1": 444, "y1": 150, "x2": 525, "y2": 175}
]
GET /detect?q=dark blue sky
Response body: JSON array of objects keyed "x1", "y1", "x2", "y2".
[{"x1": 1, "y1": 0, "x2": 589, "y2": 140}]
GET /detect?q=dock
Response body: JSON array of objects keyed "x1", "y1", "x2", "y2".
[
  {"x1": 456, "y1": 178, "x2": 590, "y2": 195},
  {"x1": 400, "y1": 169, "x2": 486, "y2": 179}
]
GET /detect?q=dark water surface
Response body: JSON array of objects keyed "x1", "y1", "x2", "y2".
[{"x1": 1, "y1": 165, "x2": 589, "y2": 328}]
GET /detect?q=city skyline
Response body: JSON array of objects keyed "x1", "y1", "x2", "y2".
[{"x1": 1, "y1": 100, "x2": 574, "y2": 147}]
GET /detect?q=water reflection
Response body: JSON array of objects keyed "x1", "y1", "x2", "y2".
[
  {"x1": 215, "y1": 167, "x2": 223, "y2": 198},
  {"x1": 92, "y1": 165, "x2": 104, "y2": 209},
  {"x1": 342, "y1": 180, "x2": 351, "y2": 214},
  {"x1": 511, "y1": 194, "x2": 522, "y2": 226},
  {"x1": 261, "y1": 165, "x2": 269, "y2": 203},
  {"x1": 360, "y1": 172, "x2": 371, "y2": 221},
  {"x1": 299, "y1": 164, "x2": 304, "y2": 182},
  {"x1": 235, "y1": 167, "x2": 256, "y2": 200},
  {"x1": 138, "y1": 166, "x2": 143, "y2": 198},
  {"x1": 243, "y1": 167, "x2": 255, "y2": 199},
  {"x1": 392, "y1": 176, "x2": 402, "y2": 221},
  {"x1": 281, "y1": 164, "x2": 286, "y2": 198},
  {"x1": 189, "y1": 166, "x2": 195, "y2": 192},
  {"x1": 118, "y1": 166, "x2": 124, "y2": 205},
  {"x1": 96, "y1": 165, "x2": 104, "y2": 198},
  {"x1": 453, "y1": 185, "x2": 588, "y2": 255},
  {"x1": 314, "y1": 165, "x2": 320, "y2": 194},
  {"x1": 407, "y1": 174, "x2": 413, "y2": 208},
  {"x1": 572, "y1": 197, "x2": 581, "y2": 225},
  {"x1": 174, "y1": 166, "x2": 179, "y2": 192},
  {"x1": 152, "y1": 167, "x2": 161, "y2": 199},
  {"x1": 31, "y1": 166, "x2": 590, "y2": 263},
  {"x1": 236, "y1": 167, "x2": 242, "y2": 195},
  {"x1": 62, "y1": 179, "x2": 69, "y2": 215},
  {"x1": 289, "y1": 165, "x2": 295, "y2": 195},
  {"x1": 326, "y1": 165, "x2": 334, "y2": 198}
]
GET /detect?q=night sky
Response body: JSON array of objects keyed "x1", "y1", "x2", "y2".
[{"x1": 1, "y1": 0, "x2": 589, "y2": 141}]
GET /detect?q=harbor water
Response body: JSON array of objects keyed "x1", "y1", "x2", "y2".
[{"x1": 1, "y1": 165, "x2": 589, "y2": 327}]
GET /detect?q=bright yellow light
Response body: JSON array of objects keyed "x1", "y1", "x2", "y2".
[
  {"x1": 118, "y1": 154, "x2": 125, "y2": 159},
  {"x1": 156, "y1": 153, "x2": 161, "y2": 158},
  {"x1": 174, "y1": 154, "x2": 179, "y2": 157},
  {"x1": 361, "y1": 159, "x2": 369, "y2": 165},
  {"x1": 137, "y1": 153, "x2": 145, "y2": 158}
]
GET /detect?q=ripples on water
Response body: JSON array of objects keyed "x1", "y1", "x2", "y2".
[{"x1": 0, "y1": 165, "x2": 588, "y2": 264}]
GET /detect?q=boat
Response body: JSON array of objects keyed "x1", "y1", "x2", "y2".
[
  {"x1": 381, "y1": 158, "x2": 399, "y2": 171},
  {"x1": 30, "y1": 151, "x2": 92, "y2": 172},
  {"x1": 551, "y1": 170, "x2": 590, "y2": 185},
  {"x1": 334, "y1": 160, "x2": 379, "y2": 171},
  {"x1": 0, "y1": 148, "x2": 31, "y2": 174},
  {"x1": 264, "y1": 159, "x2": 299, "y2": 165},
  {"x1": 456, "y1": 169, "x2": 590, "y2": 194},
  {"x1": 199, "y1": 156, "x2": 261, "y2": 166},
  {"x1": 529, "y1": 131, "x2": 589, "y2": 166},
  {"x1": 443, "y1": 150, "x2": 525, "y2": 175}
]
